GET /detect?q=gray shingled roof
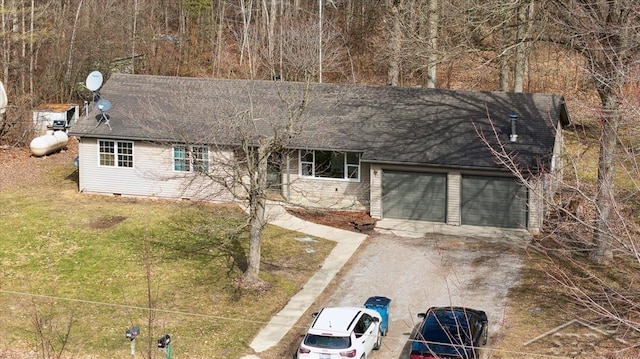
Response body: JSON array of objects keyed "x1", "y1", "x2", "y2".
[{"x1": 69, "y1": 73, "x2": 570, "y2": 173}]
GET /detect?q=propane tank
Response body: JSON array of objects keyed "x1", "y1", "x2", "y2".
[{"x1": 30, "y1": 130, "x2": 69, "y2": 157}]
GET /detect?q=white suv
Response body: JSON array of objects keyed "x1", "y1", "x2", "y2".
[{"x1": 297, "y1": 306, "x2": 382, "y2": 359}]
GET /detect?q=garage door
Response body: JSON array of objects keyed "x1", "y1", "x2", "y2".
[
  {"x1": 382, "y1": 171, "x2": 446, "y2": 221},
  {"x1": 461, "y1": 175, "x2": 527, "y2": 228}
]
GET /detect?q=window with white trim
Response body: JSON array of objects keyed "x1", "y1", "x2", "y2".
[
  {"x1": 99, "y1": 140, "x2": 133, "y2": 167},
  {"x1": 173, "y1": 145, "x2": 210, "y2": 173},
  {"x1": 299, "y1": 150, "x2": 360, "y2": 180}
]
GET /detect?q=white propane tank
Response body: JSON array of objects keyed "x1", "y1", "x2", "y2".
[{"x1": 30, "y1": 130, "x2": 68, "y2": 157}]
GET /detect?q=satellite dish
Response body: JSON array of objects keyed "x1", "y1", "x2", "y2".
[
  {"x1": 96, "y1": 99, "x2": 112, "y2": 112},
  {"x1": 86, "y1": 71, "x2": 103, "y2": 92},
  {"x1": 88, "y1": 71, "x2": 112, "y2": 130},
  {"x1": 95, "y1": 98, "x2": 112, "y2": 131},
  {"x1": 0, "y1": 80, "x2": 7, "y2": 114}
]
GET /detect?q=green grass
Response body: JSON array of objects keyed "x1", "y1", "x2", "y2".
[{"x1": 0, "y1": 163, "x2": 335, "y2": 358}]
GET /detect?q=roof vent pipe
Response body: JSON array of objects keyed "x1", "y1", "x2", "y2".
[{"x1": 509, "y1": 113, "x2": 519, "y2": 142}]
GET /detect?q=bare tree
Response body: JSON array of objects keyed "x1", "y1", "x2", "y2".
[
  {"x1": 443, "y1": 0, "x2": 542, "y2": 92},
  {"x1": 1, "y1": 0, "x2": 10, "y2": 86},
  {"x1": 31, "y1": 300, "x2": 74, "y2": 359},
  {"x1": 426, "y1": 0, "x2": 438, "y2": 88},
  {"x1": 129, "y1": 79, "x2": 312, "y2": 288},
  {"x1": 224, "y1": 86, "x2": 309, "y2": 286},
  {"x1": 545, "y1": 0, "x2": 640, "y2": 262},
  {"x1": 261, "y1": 0, "x2": 279, "y2": 78},
  {"x1": 513, "y1": 0, "x2": 535, "y2": 92},
  {"x1": 386, "y1": 0, "x2": 402, "y2": 86},
  {"x1": 239, "y1": 0, "x2": 255, "y2": 77},
  {"x1": 478, "y1": 101, "x2": 640, "y2": 352},
  {"x1": 385, "y1": 0, "x2": 492, "y2": 88},
  {"x1": 65, "y1": 0, "x2": 83, "y2": 82},
  {"x1": 276, "y1": 16, "x2": 347, "y2": 82}
]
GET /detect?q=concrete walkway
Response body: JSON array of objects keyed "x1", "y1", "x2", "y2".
[{"x1": 241, "y1": 203, "x2": 368, "y2": 359}]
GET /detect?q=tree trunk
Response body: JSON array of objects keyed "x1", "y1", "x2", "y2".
[
  {"x1": 246, "y1": 196, "x2": 265, "y2": 280},
  {"x1": 265, "y1": 0, "x2": 277, "y2": 77},
  {"x1": 214, "y1": 0, "x2": 225, "y2": 77},
  {"x1": 426, "y1": 0, "x2": 437, "y2": 88},
  {"x1": 387, "y1": 0, "x2": 401, "y2": 86},
  {"x1": 591, "y1": 89, "x2": 619, "y2": 263},
  {"x1": 20, "y1": 0, "x2": 25, "y2": 93},
  {"x1": 513, "y1": 1, "x2": 533, "y2": 93},
  {"x1": 497, "y1": 5, "x2": 513, "y2": 91},
  {"x1": 131, "y1": 0, "x2": 138, "y2": 74},
  {"x1": 66, "y1": 0, "x2": 83, "y2": 83},
  {"x1": 29, "y1": 0, "x2": 34, "y2": 103},
  {"x1": 244, "y1": 143, "x2": 269, "y2": 282},
  {"x1": 2, "y1": 0, "x2": 10, "y2": 88},
  {"x1": 239, "y1": 0, "x2": 255, "y2": 78},
  {"x1": 318, "y1": 0, "x2": 322, "y2": 83}
]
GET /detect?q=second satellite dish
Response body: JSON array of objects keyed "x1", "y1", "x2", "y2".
[
  {"x1": 86, "y1": 71, "x2": 103, "y2": 92},
  {"x1": 96, "y1": 99, "x2": 112, "y2": 112}
]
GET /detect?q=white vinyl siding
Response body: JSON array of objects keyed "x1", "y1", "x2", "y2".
[
  {"x1": 447, "y1": 172, "x2": 461, "y2": 226},
  {"x1": 78, "y1": 138, "x2": 231, "y2": 201}
]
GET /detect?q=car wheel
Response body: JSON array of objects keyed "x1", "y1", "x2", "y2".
[
  {"x1": 373, "y1": 328, "x2": 382, "y2": 350},
  {"x1": 482, "y1": 327, "x2": 488, "y2": 346}
]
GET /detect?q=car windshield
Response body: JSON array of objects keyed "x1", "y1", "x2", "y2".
[
  {"x1": 303, "y1": 334, "x2": 351, "y2": 349},
  {"x1": 419, "y1": 311, "x2": 472, "y2": 345}
]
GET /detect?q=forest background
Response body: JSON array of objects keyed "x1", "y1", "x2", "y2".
[{"x1": 0, "y1": 0, "x2": 607, "y2": 130}]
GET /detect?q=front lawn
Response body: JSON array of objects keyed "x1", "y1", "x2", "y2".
[{"x1": 0, "y1": 159, "x2": 335, "y2": 358}]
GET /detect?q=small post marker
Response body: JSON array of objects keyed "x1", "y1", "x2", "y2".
[
  {"x1": 158, "y1": 334, "x2": 172, "y2": 359},
  {"x1": 125, "y1": 326, "x2": 140, "y2": 356}
]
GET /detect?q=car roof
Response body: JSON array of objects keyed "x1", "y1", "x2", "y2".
[
  {"x1": 427, "y1": 306, "x2": 486, "y2": 320},
  {"x1": 418, "y1": 307, "x2": 484, "y2": 343},
  {"x1": 308, "y1": 307, "x2": 374, "y2": 335}
]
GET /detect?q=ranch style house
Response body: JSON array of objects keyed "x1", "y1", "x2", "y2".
[{"x1": 69, "y1": 73, "x2": 571, "y2": 233}]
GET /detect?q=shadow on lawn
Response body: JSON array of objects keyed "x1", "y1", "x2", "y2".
[{"x1": 153, "y1": 214, "x2": 249, "y2": 279}]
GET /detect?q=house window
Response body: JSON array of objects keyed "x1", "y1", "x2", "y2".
[
  {"x1": 174, "y1": 145, "x2": 188, "y2": 171},
  {"x1": 99, "y1": 140, "x2": 133, "y2": 167},
  {"x1": 299, "y1": 150, "x2": 360, "y2": 181},
  {"x1": 174, "y1": 145, "x2": 209, "y2": 173}
]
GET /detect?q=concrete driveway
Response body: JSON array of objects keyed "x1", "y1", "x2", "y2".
[{"x1": 321, "y1": 226, "x2": 527, "y2": 358}]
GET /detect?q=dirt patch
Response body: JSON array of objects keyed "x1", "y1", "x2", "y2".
[
  {"x1": 0, "y1": 137, "x2": 78, "y2": 191},
  {"x1": 88, "y1": 215, "x2": 127, "y2": 229},
  {"x1": 286, "y1": 208, "x2": 378, "y2": 234}
]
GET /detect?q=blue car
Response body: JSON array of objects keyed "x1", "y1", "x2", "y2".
[{"x1": 409, "y1": 306, "x2": 488, "y2": 359}]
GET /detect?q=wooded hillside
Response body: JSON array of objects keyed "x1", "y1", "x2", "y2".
[{"x1": 0, "y1": 0, "x2": 608, "y2": 140}]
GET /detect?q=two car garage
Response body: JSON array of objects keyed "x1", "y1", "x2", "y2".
[{"x1": 381, "y1": 170, "x2": 528, "y2": 229}]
